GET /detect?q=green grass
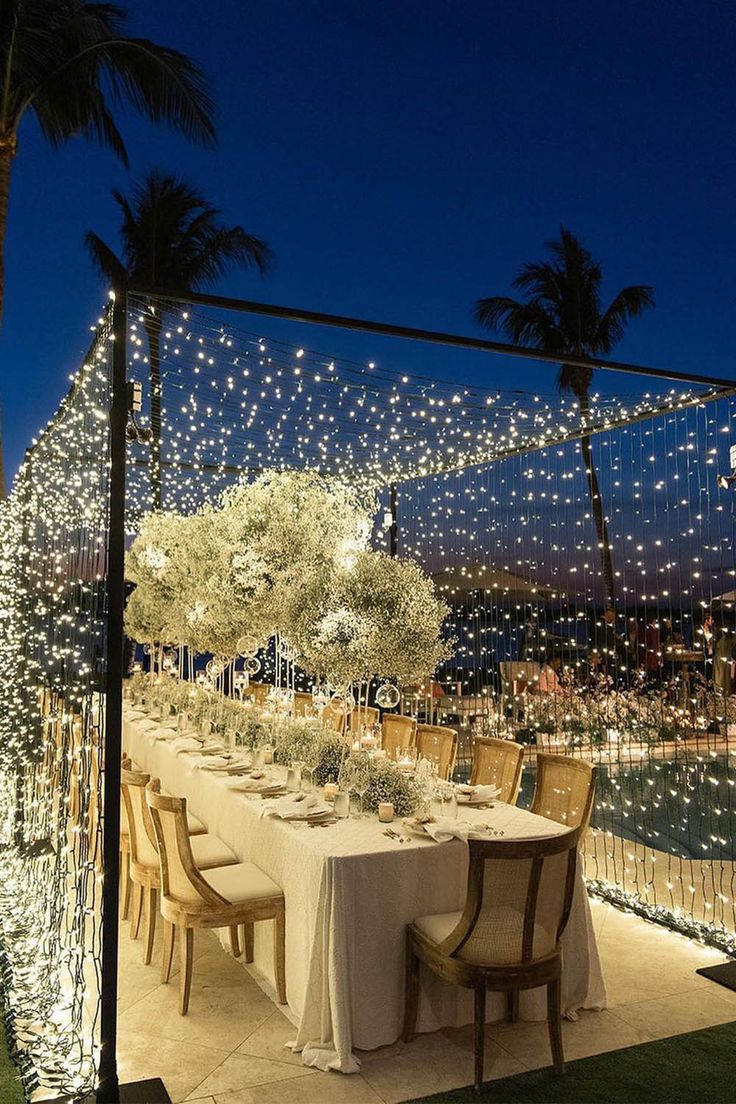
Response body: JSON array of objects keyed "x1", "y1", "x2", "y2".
[
  {"x1": 404, "y1": 1020, "x2": 736, "y2": 1103},
  {"x1": 0, "y1": 1020, "x2": 23, "y2": 1104}
]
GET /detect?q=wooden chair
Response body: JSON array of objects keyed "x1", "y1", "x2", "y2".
[
  {"x1": 121, "y1": 767, "x2": 236, "y2": 965},
  {"x1": 499, "y1": 661, "x2": 540, "y2": 723},
  {"x1": 249, "y1": 681, "x2": 271, "y2": 706},
  {"x1": 382, "y1": 714, "x2": 417, "y2": 759},
  {"x1": 415, "y1": 723, "x2": 458, "y2": 781},
  {"x1": 321, "y1": 699, "x2": 347, "y2": 734},
  {"x1": 350, "y1": 705, "x2": 379, "y2": 731},
  {"x1": 530, "y1": 754, "x2": 597, "y2": 830},
  {"x1": 404, "y1": 825, "x2": 584, "y2": 1090},
  {"x1": 146, "y1": 782, "x2": 287, "y2": 1014},
  {"x1": 293, "y1": 691, "x2": 314, "y2": 717},
  {"x1": 470, "y1": 737, "x2": 525, "y2": 804}
]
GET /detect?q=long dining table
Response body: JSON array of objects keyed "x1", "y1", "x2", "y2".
[{"x1": 123, "y1": 706, "x2": 607, "y2": 1073}]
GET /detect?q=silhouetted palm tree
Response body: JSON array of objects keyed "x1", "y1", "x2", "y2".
[
  {"x1": 474, "y1": 227, "x2": 654, "y2": 609},
  {"x1": 86, "y1": 169, "x2": 272, "y2": 509},
  {"x1": 0, "y1": 0, "x2": 215, "y2": 495}
]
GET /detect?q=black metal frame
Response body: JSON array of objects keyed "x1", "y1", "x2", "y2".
[
  {"x1": 97, "y1": 290, "x2": 128, "y2": 1103},
  {"x1": 93, "y1": 285, "x2": 736, "y2": 1103}
]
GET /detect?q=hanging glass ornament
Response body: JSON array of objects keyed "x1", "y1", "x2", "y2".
[
  {"x1": 236, "y1": 635, "x2": 261, "y2": 659},
  {"x1": 245, "y1": 656, "x2": 261, "y2": 675},
  {"x1": 375, "y1": 681, "x2": 401, "y2": 710},
  {"x1": 205, "y1": 658, "x2": 223, "y2": 679}
]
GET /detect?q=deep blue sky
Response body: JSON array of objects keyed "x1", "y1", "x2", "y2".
[{"x1": 2, "y1": 0, "x2": 736, "y2": 478}]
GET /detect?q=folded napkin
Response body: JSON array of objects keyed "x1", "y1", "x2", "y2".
[
  {"x1": 421, "y1": 817, "x2": 472, "y2": 842},
  {"x1": 151, "y1": 728, "x2": 179, "y2": 742},
  {"x1": 419, "y1": 817, "x2": 493, "y2": 843},
  {"x1": 136, "y1": 718, "x2": 161, "y2": 731},
  {"x1": 227, "y1": 776, "x2": 285, "y2": 794},
  {"x1": 260, "y1": 793, "x2": 332, "y2": 821},
  {"x1": 456, "y1": 784, "x2": 501, "y2": 804},
  {"x1": 171, "y1": 736, "x2": 204, "y2": 754},
  {"x1": 197, "y1": 756, "x2": 249, "y2": 772}
]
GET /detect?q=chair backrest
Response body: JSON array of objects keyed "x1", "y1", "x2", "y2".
[
  {"x1": 321, "y1": 699, "x2": 347, "y2": 734},
  {"x1": 146, "y1": 783, "x2": 228, "y2": 911},
  {"x1": 249, "y1": 681, "x2": 270, "y2": 706},
  {"x1": 415, "y1": 723, "x2": 458, "y2": 780},
  {"x1": 438, "y1": 827, "x2": 583, "y2": 967},
  {"x1": 382, "y1": 714, "x2": 417, "y2": 758},
  {"x1": 499, "y1": 661, "x2": 540, "y2": 692},
  {"x1": 470, "y1": 737, "x2": 524, "y2": 803},
  {"x1": 350, "y1": 705, "x2": 379, "y2": 731},
  {"x1": 121, "y1": 766, "x2": 159, "y2": 870},
  {"x1": 293, "y1": 692, "x2": 313, "y2": 717},
  {"x1": 530, "y1": 753, "x2": 597, "y2": 830}
]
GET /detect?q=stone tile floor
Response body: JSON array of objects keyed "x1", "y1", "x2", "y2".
[{"x1": 116, "y1": 898, "x2": 736, "y2": 1104}]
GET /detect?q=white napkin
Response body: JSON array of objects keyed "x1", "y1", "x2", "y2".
[
  {"x1": 136, "y1": 718, "x2": 161, "y2": 732},
  {"x1": 171, "y1": 736, "x2": 204, "y2": 753},
  {"x1": 151, "y1": 728, "x2": 179, "y2": 742},
  {"x1": 197, "y1": 756, "x2": 249, "y2": 772},
  {"x1": 227, "y1": 775, "x2": 284, "y2": 794},
  {"x1": 457, "y1": 784, "x2": 501, "y2": 804},
  {"x1": 260, "y1": 793, "x2": 332, "y2": 820},
  {"x1": 422, "y1": 817, "x2": 471, "y2": 842}
]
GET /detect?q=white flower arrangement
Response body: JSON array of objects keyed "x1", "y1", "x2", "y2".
[{"x1": 125, "y1": 468, "x2": 451, "y2": 690}]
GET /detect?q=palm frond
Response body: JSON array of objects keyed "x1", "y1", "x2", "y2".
[
  {"x1": 594, "y1": 284, "x2": 655, "y2": 353},
  {"x1": 7, "y1": 2, "x2": 214, "y2": 161},
  {"x1": 84, "y1": 230, "x2": 126, "y2": 284}
]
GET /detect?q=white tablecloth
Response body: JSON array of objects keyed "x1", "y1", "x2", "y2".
[{"x1": 123, "y1": 709, "x2": 606, "y2": 1072}]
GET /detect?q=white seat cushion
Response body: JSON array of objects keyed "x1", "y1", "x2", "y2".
[
  {"x1": 202, "y1": 862, "x2": 282, "y2": 904},
  {"x1": 191, "y1": 834, "x2": 237, "y2": 870},
  {"x1": 414, "y1": 910, "x2": 462, "y2": 945},
  {"x1": 186, "y1": 811, "x2": 206, "y2": 835}
]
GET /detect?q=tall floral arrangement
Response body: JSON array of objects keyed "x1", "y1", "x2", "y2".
[
  {"x1": 125, "y1": 469, "x2": 451, "y2": 691},
  {"x1": 219, "y1": 469, "x2": 376, "y2": 639},
  {"x1": 292, "y1": 550, "x2": 451, "y2": 687}
]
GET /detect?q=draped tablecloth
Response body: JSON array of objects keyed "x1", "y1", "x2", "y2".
[{"x1": 123, "y1": 708, "x2": 606, "y2": 1072}]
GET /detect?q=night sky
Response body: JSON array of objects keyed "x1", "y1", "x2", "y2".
[{"x1": 2, "y1": 0, "x2": 736, "y2": 478}]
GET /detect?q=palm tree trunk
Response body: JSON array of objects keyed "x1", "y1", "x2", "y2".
[
  {"x1": 578, "y1": 397, "x2": 615, "y2": 609},
  {"x1": 144, "y1": 313, "x2": 163, "y2": 510},
  {"x1": 0, "y1": 139, "x2": 14, "y2": 331},
  {"x1": 0, "y1": 138, "x2": 16, "y2": 498}
]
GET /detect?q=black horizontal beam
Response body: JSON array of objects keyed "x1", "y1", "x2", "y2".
[{"x1": 126, "y1": 287, "x2": 736, "y2": 391}]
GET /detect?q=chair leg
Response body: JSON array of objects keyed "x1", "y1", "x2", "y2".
[
  {"x1": 243, "y1": 920, "x2": 254, "y2": 963},
  {"x1": 274, "y1": 906, "x2": 286, "y2": 1005},
  {"x1": 120, "y1": 850, "x2": 131, "y2": 921},
  {"x1": 179, "y1": 926, "x2": 194, "y2": 1015},
  {"x1": 229, "y1": 924, "x2": 241, "y2": 958},
  {"x1": 130, "y1": 882, "x2": 143, "y2": 939},
  {"x1": 402, "y1": 936, "x2": 420, "y2": 1043},
  {"x1": 474, "y1": 980, "x2": 486, "y2": 1091},
  {"x1": 142, "y1": 886, "x2": 157, "y2": 965},
  {"x1": 547, "y1": 976, "x2": 565, "y2": 1073},
  {"x1": 161, "y1": 920, "x2": 175, "y2": 984},
  {"x1": 507, "y1": 990, "x2": 519, "y2": 1023}
]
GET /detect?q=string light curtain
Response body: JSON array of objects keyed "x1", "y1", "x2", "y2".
[
  {"x1": 0, "y1": 310, "x2": 114, "y2": 1100},
  {"x1": 125, "y1": 293, "x2": 736, "y2": 952},
  {"x1": 399, "y1": 395, "x2": 736, "y2": 945}
]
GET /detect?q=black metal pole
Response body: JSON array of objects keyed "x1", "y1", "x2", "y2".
[
  {"x1": 128, "y1": 285, "x2": 736, "y2": 391},
  {"x1": 97, "y1": 291, "x2": 127, "y2": 1103},
  {"x1": 389, "y1": 483, "x2": 398, "y2": 558}
]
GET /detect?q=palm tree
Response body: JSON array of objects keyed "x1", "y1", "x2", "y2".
[
  {"x1": 474, "y1": 227, "x2": 654, "y2": 610},
  {"x1": 0, "y1": 1, "x2": 215, "y2": 327},
  {"x1": 86, "y1": 169, "x2": 272, "y2": 509}
]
